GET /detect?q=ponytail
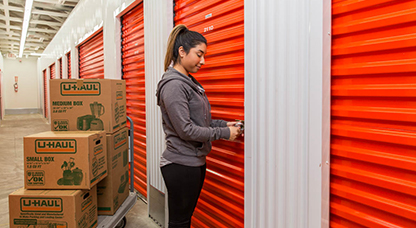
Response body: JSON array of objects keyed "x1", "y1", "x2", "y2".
[{"x1": 164, "y1": 24, "x2": 207, "y2": 71}]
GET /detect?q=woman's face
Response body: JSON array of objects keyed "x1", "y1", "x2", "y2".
[{"x1": 179, "y1": 43, "x2": 207, "y2": 74}]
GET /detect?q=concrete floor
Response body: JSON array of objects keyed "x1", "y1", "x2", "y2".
[{"x1": 0, "y1": 114, "x2": 159, "y2": 228}]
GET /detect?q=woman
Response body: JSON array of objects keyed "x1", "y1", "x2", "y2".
[{"x1": 156, "y1": 24, "x2": 241, "y2": 228}]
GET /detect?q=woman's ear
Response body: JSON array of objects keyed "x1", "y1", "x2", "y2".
[{"x1": 178, "y1": 46, "x2": 186, "y2": 58}]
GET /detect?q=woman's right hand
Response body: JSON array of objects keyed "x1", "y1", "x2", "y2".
[{"x1": 228, "y1": 126, "x2": 241, "y2": 141}]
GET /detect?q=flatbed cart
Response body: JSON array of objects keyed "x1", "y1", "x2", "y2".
[{"x1": 97, "y1": 116, "x2": 137, "y2": 228}]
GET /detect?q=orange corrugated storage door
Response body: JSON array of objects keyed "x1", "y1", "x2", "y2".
[
  {"x1": 331, "y1": 1, "x2": 416, "y2": 227},
  {"x1": 59, "y1": 58, "x2": 62, "y2": 79},
  {"x1": 121, "y1": 3, "x2": 147, "y2": 198},
  {"x1": 78, "y1": 31, "x2": 104, "y2": 79},
  {"x1": 50, "y1": 63, "x2": 55, "y2": 79},
  {"x1": 43, "y1": 69, "x2": 48, "y2": 118},
  {"x1": 67, "y1": 52, "x2": 71, "y2": 79},
  {"x1": 175, "y1": 0, "x2": 244, "y2": 227}
]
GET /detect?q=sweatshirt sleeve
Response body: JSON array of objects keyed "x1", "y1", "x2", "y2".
[
  {"x1": 161, "y1": 80, "x2": 230, "y2": 142},
  {"x1": 210, "y1": 119, "x2": 228, "y2": 128}
]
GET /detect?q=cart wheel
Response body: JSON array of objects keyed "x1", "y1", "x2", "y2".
[{"x1": 115, "y1": 217, "x2": 126, "y2": 228}]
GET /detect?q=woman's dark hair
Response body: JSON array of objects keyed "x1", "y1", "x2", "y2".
[{"x1": 164, "y1": 24, "x2": 207, "y2": 71}]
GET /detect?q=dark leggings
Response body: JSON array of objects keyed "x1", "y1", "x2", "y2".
[{"x1": 161, "y1": 163, "x2": 206, "y2": 228}]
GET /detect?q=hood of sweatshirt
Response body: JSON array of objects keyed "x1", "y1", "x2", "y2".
[{"x1": 156, "y1": 67, "x2": 203, "y2": 106}]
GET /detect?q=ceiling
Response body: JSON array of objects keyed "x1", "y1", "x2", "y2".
[{"x1": 0, "y1": 0, "x2": 79, "y2": 57}]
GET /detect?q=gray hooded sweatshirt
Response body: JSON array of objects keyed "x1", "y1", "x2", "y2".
[{"x1": 156, "y1": 67, "x2": 230, "y2": 167}]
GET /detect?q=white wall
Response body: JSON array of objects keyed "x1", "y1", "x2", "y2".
[
  {"x1": 245, "y1": 0, "x2": 327, "y2": 227},
  {"x1": 0, "y1": 52, "x2": 4, "y2": 118},
  {"x1": 38, "y1": 0, "x2": 138, "y2": 79},
  {"x1": 3, "y1": 58, "x2": 39, "y2": 110},
  {"x1": 144, "y1": 0, "x2": 172, "y2": 194},
  {"x1": 0, "y1": 52, "x2": 3, "y2": 70}
]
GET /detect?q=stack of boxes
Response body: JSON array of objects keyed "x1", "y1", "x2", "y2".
[{"x1": 8, "y1": 79, "x2": 129, "y2": 228}]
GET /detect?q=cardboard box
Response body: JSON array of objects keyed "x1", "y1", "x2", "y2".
[
  {"x1": 97, "y1": 127, "x2": 129, "y2": 215},
  {"x1": 49, "y1": 79, "x2": 126, "y2": 134},
  {"x1": 24, "y1": 131, "x2": 107, "y2": 190},
  {"x1": 9, "y1": 186, "x2": 98, "y2": 228}
]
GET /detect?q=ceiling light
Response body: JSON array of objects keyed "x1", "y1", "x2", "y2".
[{"x1": 19, "y1": 0, "x2": 34, "y2": 58}]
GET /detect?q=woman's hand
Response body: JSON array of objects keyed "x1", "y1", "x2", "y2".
[
  {"x1": 228, "y1": 126, "x2": 241, "y2": 141},
  {"x1": 227, "y1": 122, "x2": 238, "y2": 127},
  {"x1": 227, "y1": 121, "x2": 244, "y2": 138}
]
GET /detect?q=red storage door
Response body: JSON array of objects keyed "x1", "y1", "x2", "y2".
[
  {"x1": 175, "y1": 0, "x2": 244, "y2": 227},
  {"x1": 43, "y1": 69, "x2": 48, "y2": 118},
  {"x1": 49, "y1": 63, "x2": 55, "y2": 79},
  {"x1": 67, "y1": 52, "x2": 71, "y2": 78},
  {"x1": 121, "y1": 3, "x2": 147, "y2": 198},
  {"x1": 331, "y1": 1, "x2": 416, "y2": 227},
  {"x1": 78, "y1": 31, "x2": 104, "y2": 79},
  {"x1": 59, "y1": 58, "x2": 63, "y2": 79}
]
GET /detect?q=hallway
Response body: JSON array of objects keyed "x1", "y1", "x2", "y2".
[{"x1": 0, "y1": 114, "x2": 159, "y2": 228}]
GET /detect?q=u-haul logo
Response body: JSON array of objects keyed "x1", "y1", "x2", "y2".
[
  {"x1": 20, "y1": 198, "x2": 63, "y2": 212},
  {"x1": 35, "y1": 139, "x2": 76, "y2": 154},
  {"x1": 60, "y1": 82, "x2": 101, "y2": 96},
  {"x1": 114, "y1": 131, "x2": 127, "y2": 150}
]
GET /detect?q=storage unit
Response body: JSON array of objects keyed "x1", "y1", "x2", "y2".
[
  {"x1": 331, "y1": 1, "x2": 416, "y2": 227},
  {"x1": 121, "y1": 3, "x2": 147, "y2": 198},
  {"x1": 50, "y1": 63, "x2": 56, "y2": 79},
  {"x1": 67, "y1": 52, "x2": 71, "y2": 79},
  {"x1": 59, "y1": 57, "x2": 63, "y2": 79},
  {"x1": 43, "y1": 69, "x2": 48, "y2": 118},
  {"x1": 174, "y1": 0, "x2": 244, "y2": 227},
  {"x1": 79, "y1": 30, "x2": 104, "y2": 79}
]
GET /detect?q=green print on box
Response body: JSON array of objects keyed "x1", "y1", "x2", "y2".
[
  {"x1": 60, "y1": 82, "x2": 101, "y2": 96},
  {"x1": 27, "y1": 171, "x2": 45, "y2": 186},
  {"x1": 35, "y1": 139, "x2": 76, "y2": 154},
  {"x1": 14, "y1": 219, "x2": 68, "y2": 228},
  {"x1": 77, "y1": 102, "x2": 105, "y2": 131},
  {"x1": 118, "y1": 171, "x2": 129, "y2": 193},
  {"x1": 20, "y1": 198, "x2": 63, "y2": 212},
  {"x1": 92, "y1": 157, "x2": 98, "y2": 176},
  {"x1": 114, "y1": 131, "x2": 127, "y2": 150},
  {"x1": 53, "y1": 119, "x2": 69, "y2": 131},
  {"x1": 57, "y1": 158, "x2": 83, "y2": 186},
  {"x1": 78, "y1": 213, "x2": 88, "y2": 228}
]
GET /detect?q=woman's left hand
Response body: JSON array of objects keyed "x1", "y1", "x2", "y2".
[{"x1": 226, "y1": 121, "x2": 244, "y2": 137}]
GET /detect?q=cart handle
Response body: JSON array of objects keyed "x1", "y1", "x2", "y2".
[{"x1": 127, "y1": 116, "x2": 135, "y2": 193}]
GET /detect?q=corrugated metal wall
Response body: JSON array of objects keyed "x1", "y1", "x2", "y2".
[
  {"x1": 121, "y1": 3, "x2": 147, "y2": 199},
  {"x1": 174, "y1": 0, "x2": 245, "y2": 227},
  {"x1": 245, "y1": 0, "x2": 325, "y2": 227},
  {"x1": 43, "y1": 69, "x2": 48, "y2": 118},
  {"x1": 79, "y1": 30, "x2": 104, "y2": 79},
  {"x1": 331, "y1": 0, "x2": 416, "y2": 227},
  {"x1": 49, "y1": 63, "x2": 55, "y2": 79},
  {"x1": 67, "y1": 52, "x2": 71, "y2": 78},
  {"x1": 144, "y1": 0, "x2": 172, "y2": 194}
]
